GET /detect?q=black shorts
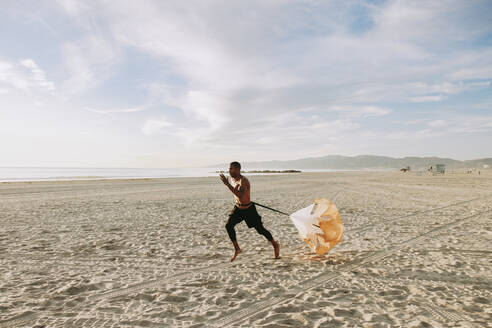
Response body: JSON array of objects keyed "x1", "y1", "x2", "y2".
[{"x1": 228, "y1": 203, "x2": 262, "y2": 228}]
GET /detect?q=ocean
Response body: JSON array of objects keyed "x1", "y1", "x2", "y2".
[
  {"x1": 0, "y1": 167, "x2": 346, "y2": 182},
  {"x1": 0, "y1": 167, "x2": 222, "y2": 182}
]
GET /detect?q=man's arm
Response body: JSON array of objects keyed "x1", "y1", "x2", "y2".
[
  {"x1": 227, "y1": 181, "x2": 247, "y2": 198},
  {"x1": 219, "y1": 174, "x2": 248, "y2": 198}
]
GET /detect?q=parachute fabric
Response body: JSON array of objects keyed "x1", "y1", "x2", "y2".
[{"x1": 289, "y1": 198, "x2": 343, "y2": 255}]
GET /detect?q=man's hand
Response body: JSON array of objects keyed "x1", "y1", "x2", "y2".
[
  {"x1": 219, "y1": 173, "x2": 229, "y2": 186},
  {"x1": 220, "y1": 173, "x2": 245, "y2": 198}
]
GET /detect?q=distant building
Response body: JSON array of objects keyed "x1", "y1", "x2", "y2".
[{"x1": 435, "y1": 164, "x2": 445, "y2": 174}]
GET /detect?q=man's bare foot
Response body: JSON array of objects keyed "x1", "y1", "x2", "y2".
[
  {"x1": 272, "y1": 240, "x2": 280, "y2": 259},
  {"x1": 231, "y1": 248, "x2": 242, "y2": 262}
]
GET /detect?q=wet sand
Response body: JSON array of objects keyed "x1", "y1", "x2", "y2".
[{"x1": 0, "y1": 171, "x2": 491, "y2": 327}]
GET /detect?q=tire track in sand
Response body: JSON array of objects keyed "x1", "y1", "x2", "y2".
[
  {"x1": 0, "y1": 192, "x2": 487, "y2": 328},
  {"x1": 211, "y1": 208, "x2": 491, "y2": 327},
  {"x1": 0, "y1": 187, "x2": 335, "y2": 327},
  {"x1": 89, "y1": 188, "x2": 338, "y2": 301}
]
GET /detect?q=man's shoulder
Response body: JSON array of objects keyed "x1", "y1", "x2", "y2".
[{"x1": 240, "y1": 175, "x2": 250, "y2": 185}]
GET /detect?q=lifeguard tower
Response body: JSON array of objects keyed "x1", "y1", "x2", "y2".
[{"x1": 435, "y1": 164, "x2": 445, "y2": 174}]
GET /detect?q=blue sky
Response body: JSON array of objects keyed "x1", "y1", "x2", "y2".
[{"x1": 0, "y1": 0, "x2": 491, "y2": 168}]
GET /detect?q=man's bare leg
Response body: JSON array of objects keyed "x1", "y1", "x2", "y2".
[
  {"x1": 271, "y1": 239, "x2": 280, "y2": 259},
  {"x1": 231, "y1": 240, "x2": 242, "y2": 262}
]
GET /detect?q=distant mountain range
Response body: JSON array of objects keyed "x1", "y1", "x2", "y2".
[{"x1": 215, "y1": 155, "x2": 492, "y2": 170}]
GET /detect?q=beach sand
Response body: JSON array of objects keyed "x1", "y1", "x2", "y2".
[{"x1": 0, "y1": 171, "x2": 491, "y2": 327}]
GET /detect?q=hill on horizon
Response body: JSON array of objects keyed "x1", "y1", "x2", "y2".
[{"x1": 213, "y1": 155, "x2": 492, "y2": 170}]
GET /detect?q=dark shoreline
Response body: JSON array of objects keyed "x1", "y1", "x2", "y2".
[{"x1": 215, "y1": 170, "x2": 301, "y2": 174}]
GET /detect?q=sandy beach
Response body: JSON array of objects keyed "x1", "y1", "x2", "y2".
[{"x1": 0, "y1": 171, "x2": 491, "y2": 328}]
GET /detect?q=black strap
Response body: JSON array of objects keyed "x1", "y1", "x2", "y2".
[{"x1": 252, "y1": 202, "x2": 290, "y2": 216}]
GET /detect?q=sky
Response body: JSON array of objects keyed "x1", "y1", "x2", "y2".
[{"x1": 1, "y1": 0, "x2": 491, "y2": 168}]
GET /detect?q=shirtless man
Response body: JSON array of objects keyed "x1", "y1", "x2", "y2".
[{"x1": 220, "y1": 161, "x2": 280, "y2": 262}]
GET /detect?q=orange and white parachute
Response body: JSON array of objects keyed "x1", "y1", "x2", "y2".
[{"x1": 289, "y1": 198, "x2": 343, "y2": 255}]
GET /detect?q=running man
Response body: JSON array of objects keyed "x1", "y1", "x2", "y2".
[{"x1": 220, "y1": 161, "x2": 280, "y2": 262}]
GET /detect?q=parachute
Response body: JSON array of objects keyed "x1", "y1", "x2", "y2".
[{"x1": 289, "y1": 198, "x2": 343, "y2": 255}]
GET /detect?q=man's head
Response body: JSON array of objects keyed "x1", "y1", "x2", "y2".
[{"x1": 229, "y1": 161, "x2": 241, "y2": 178}]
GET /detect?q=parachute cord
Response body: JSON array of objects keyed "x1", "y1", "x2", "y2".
[
  {"x1": 252, "y1": 202, "x2": 290, "y2": 216},
  {"x1": 254, "y1": 190, "x2": 343, "y2": 217}
]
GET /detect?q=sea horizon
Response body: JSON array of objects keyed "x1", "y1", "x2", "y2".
[{"x1": 0, "y1": 166, "x2": 351, "y2": 182}]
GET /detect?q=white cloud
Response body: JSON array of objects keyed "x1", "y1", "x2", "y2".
[
  {"x1": 2, "y1": 0, "x2": 492, "y2": 166},
  {"x1": 62, "y1": 36, "x2": 119, "y2": 94},
  {"x1": 469, "y1": 81, "x2": 491, "y2": 88},
  {"x1": 35, "y1": 101, "x2": 45, "y2": 108},
  {"x1": 450, "y1": 67, "x2": 492, "y2": 81},
  {"x1": 0, "y1": 58, "x2": 55, "y2": 93},
  {"x1": 84, "y1": 106, "x2": 147, "y2": 114},
  {"x1": 384, "y1": 129, "x2": 446, "y2": 141},
  {"x1": 410, "y1": 95, "x2": 443, "y2": 103},
  {"x1": 53, "y1": 2, "x2": 492, "y2": 115},
  {"x1": 368, "y1": 115, "x2": 492, "y2": 144},
  {"x1": 428, "y1": 120, "x2": 447, "y2": 128},
  {"x1": 421, "y1": 117, "x2": 492, "y2": 135},
  {"x1": 142, "y1": 117, "x2": 173, "y2": 135},
  {"x1": 325, "y1": 105, "x2": 392, "y2": 118},
  {"x1": 0, "y1": 60, "x2": 27, "y2": 91},
  {"x1": 55, "y1": 0, "x2": 89, "y2": 16},
  {"x1": 95, "y1": 0, "x2": 488, "y2": 154},
  {"x1": 425, "y1": 81, "x2": 490, "y2": 95},
  {"x1": 449, "y1": 116, "x2": 492, "y2": 134},
  {"x1": 19, "y1": 58, "x2": 55, "y2": 92},
  {"x1": 351, "y1": 79, "x2": 490, "y2": 104}
]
